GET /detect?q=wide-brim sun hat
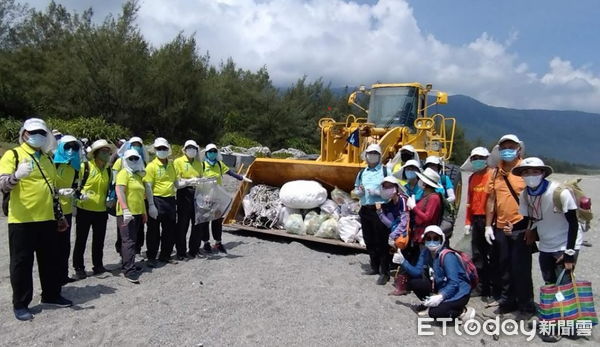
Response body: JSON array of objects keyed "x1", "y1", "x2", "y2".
[
  {"x1": 88, "y1": 139, "x2": 112, "y2": 154},
  {"x1": 381, "y1": 175, "x2": 408, "y2": 194},
  {"x1": 425, "y1": 155, "x2": 442, "y2": 166},
  {"x1": 511, "y1": 157, "x2": 553, "y2": 178},
  {"x1": 416, "y1": 167, "x2": 442, "y2": 189}
]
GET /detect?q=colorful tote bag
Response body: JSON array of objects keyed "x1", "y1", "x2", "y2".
[{"x1": 538, "y1": 270, "x2": 598, "y2": 325}]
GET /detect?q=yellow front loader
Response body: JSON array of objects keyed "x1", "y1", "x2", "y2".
[{"x1": 224, "y1": 83, "x2": 459, "y2": 249}]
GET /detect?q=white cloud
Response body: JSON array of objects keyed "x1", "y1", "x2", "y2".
[{"x1": 27, "y1": 0, "x2": 600, "y2": 113}]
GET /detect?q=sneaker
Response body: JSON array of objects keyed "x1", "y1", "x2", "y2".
[
  {"x1": 203, "y1": 243, "x2": 212, "y2": 254},
  {"x1": 214, "y1": 243, "x2": 227, "y2": 254},
  {"x1": 582, "y1": 240, "x2": 592, "y2": 247},
  {"x1": 14, "y1": 307, "x2": 33, "y2": 321},
  {"x1": 459, "y1": 306, "x2": 476, "y2": 322},
  {"x1": 147, "y1": 259, "x2": 158, "y2": 268},
  {"x1": 362, "y1": 268, "x2": 379, "y2": 276},
  {"x1": 159, "y1": 258, "x2": 179, "y2": 265},
  {"x1": 416, "y1": 304, "x2": 429, "y2": 317},
  {"x1": 93, "y1": 267, "x2": 108, "y2": 275},
  {"x1": 41, "y1": 295, "x2": 73, "y2": 308},
  {"x1": 175, "y1": 254, "x2": 186, "y2": 261},
  {"x1": 376, "y1": 274, "x2": 390, "y2": 285},
  {"x1": 124, "y1": 272, "x2": 140, "y2": 284},
  {"x1": 74, "y1": 269, "x2": 87, "y2": 280}
]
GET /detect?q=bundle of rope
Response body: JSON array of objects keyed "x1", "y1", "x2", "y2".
[{"x1": 242, "y1": 184, "x2": 281, "y2": 229}]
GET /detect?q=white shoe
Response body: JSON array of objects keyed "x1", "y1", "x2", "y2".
[{"x1": 459, "y1": 306, "x2": 476, "y2": 322}]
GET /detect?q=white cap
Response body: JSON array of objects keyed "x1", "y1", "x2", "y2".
[
  {"x1": 184, "y1": 140, "x2": 199, "y2": 149},
  {"x1": 425, "y1": 156, "x2": 442, "y2": 166},
  {"x1": 416, "y1": 167, "x2": 442, "y2": 189},
  {"x1": 381, "y1": 176, "x2": 407, "y2": 194},
  {"x1": 123, "y1": 149, "x2": 140, "y2": 159},
  {"x1": 423, "y1": 225, "x2": 445, "y2": 245},
  {"x1": 59, "y1": 135, "x2": 78, "y2": 144},
  {"x1": 365, "y1": 143, "x2": 382, "y2": 154},
  {"x1": 498, "y1": 134, "x2": 521, "y2": 146},
  {"x1": 52, "y1": 129, "x2": 62, "y2": 136},
  {"x1": 205, "y1": 143, "x2": 218, "y2": 151},
  {"x1": 23, "y1": 118, "x2": 48, "y2": 132},
  {"x1": 469, "y1": 147, "x2": 490, "y2": 158},
  {"x1": 400, "y1": 144, "x2": 417, "y2": 153},
  {"x1": 153, "y1": 137, "x2": 170, "y2": 148},
  {"x1": 129, "y1": 136, "x2": 143, "y2": 145}
]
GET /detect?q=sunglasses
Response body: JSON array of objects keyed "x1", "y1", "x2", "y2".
[
  {"x1": 64, "y1": 142, "x2": 80, "y2": 151},
  {"x1": 155, "y1": 146, "x2": 168, "y2": 151},
  {"x1": 207, "y1": 150, "x2": 218, "y2": 153},
  {"x1": 128, "y1": 156, "x2": 140, "y2": 162},
  {"x1": 423, "y1": 235, "x2": 442, "y2": 242},
  {"x1": 28, "y1": 129, "x2": 47, "y2": 136}
]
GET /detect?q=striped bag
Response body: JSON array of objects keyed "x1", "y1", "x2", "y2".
[{"x1": 538, "y1": 270, "x2": 598, "y2": 325}]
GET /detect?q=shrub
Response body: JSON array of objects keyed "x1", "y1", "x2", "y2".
[
  {"x1": 285, "y1": 137, "x2": 319, "y2": 154},
  {"x1": 219, "y1": 132, "x2": 261, "y2": 148}
]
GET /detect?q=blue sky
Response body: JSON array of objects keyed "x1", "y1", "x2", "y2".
[{"x1": 24, "y1": 0, "x2": 600, "y2": 113}]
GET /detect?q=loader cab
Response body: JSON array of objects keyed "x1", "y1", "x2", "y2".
[{"x1": 368, "y1": 86, "x2": 419, "y2": 130}]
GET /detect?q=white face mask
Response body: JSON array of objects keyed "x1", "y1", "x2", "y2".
[
  {"x1": 366, "y1": 153, "x2": 380, "y2": 165},
  {"x1": 524, "y1": 174, "x2": 543, "y2": 188},
  {"x1": 156, "y1": 150, "x2": 169, "y2": 159},
  {"x1": 418, "y1": 181, "x2": 425, "y2": 189},
  {"x1": 185, "y1": 148, "x2": 198, "y2": 158},
  {"x1": 126, "y1": 158, "x2": 144, "y2": 172},
  {"x1": 380, "y1": 187, "x2": 397, "y2": 200}
]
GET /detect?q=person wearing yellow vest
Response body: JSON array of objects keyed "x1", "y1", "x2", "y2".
[
  {"x1": 0, "y1": 118, "x2": 72, "y2": 321},
  {"x1": 144, "y1": 138, "x2": 178, "y2": 267},
  {"x1": 199, "y1": 144, "x2": 251, "y2": 254},
  {"x1": 174, "y1": 140, "x2": 203, "y2": 260},
  {"x1": 72, "y1": 139, "x2": 113, "y2": 280},
  {"x1": 52, "y1": 135, "x2": 84, "y2": 285},
  {"x1": 388, "y1": 144, "x2": 420, "y2": 177},
  {"x1": 113, "y1": 137, "x2": 149, "y2": 256},
  {"x1": 116, "y1": 149, "x2": 148, "y2": 283}
]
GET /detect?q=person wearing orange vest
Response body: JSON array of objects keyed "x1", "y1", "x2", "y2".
[{"x1": 462, "y1": 147, "x2": 493, "y2": 302}]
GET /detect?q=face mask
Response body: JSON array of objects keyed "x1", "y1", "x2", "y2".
[
  {"x1": 400, "y1": 153, "x2": 413, "y2": 163},
  {"x1": 405, "y1": 170, "x2": 417, "y2": 180},
  {"x1": 471, "y1": 159, "x2": 487, "y2": 171},
  {"x1": 418, "y1": 181, "x2": 425, "y2": 189},
  {"x1": 97, "y1": 151, "x2": 111, "y2": 162},
  {"x1": 185, "y1": 148, "x2": 198, "y2": 158},
  {"x1": 206, "y1": 151, "x2": 218, "y2": 161},
  {"x1": 366, "y1": 153, "x2": 380, "y2": 165},
  {"x1": 156, "y1": 150, "x2": 169, "y2": 159},
  {"x1": 524, "y1": 174, "x2": 543, "y2": 188},
  {"x1": 26, "y1": 134, "x2": 47, "y2": 149},
  {"x1": 425, "y1": 240, "x2": 442, "y2": 252},
  {"x1": 499, "y1": 149, "x2": 518, "y2": 162},
  {"x1": 131, "y1": 145, "x2": 143, "y2": 156},
  {"x1": 127, "y1": 158, "x2": 143, "y2": 172},
  {"x1": 380, "y1": 187, "x2": 397, "y2": 200}
]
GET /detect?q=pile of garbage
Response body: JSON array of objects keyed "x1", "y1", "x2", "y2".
[
  {"x1": 221, "y1": 145, "x2": 311, "y2": 159},
  {"x1": 241, "y1": 180, "x2": 364, "y2": 246}
]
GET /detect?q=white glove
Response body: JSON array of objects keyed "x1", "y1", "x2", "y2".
[
  {"x1": 424, "y1": 294, "x2": 444, "y2": 307},
  {"x1": 366, "y1": 187, "x2": 381, "y2": 196},
  {"x1": 447, "y1": 196, "x2": 455, "y2": 203},
  {"x1": 148, "y1": 204, "x2": 158, "y2": 219},
  {"x1": 388, "y1": 237, "x2": 396, "y2": 248},
  {"x1": 406, "y1": 195, "x2": 416, "y2": 210},
  {"x1": 392, "y1": 250, "x2": 405, "y2": 264},
  {"x1": 485, "y1": 226, "x2": 495, "y2": 245},
  {"x1": 352, "y1": 186, "x2": 365, "y2": 197},
  {"x1": 58, "y1": 188, "x2": 75, "y2": 197},
  {"x1": 242, "y1": 175, "x2": 253, "y2": 183},
  {"x1": 78, "y1": 192, "x2": 90, "y2": 201},
  {"x1": 464, "y1": 225, "x2": 471, "y2": 236},
  {"x1": 14, "y1": 161, "x2": 33, "y2": 180},
  {"x1": 122, "y1": 208, "x2": 133, "y2": 225}
]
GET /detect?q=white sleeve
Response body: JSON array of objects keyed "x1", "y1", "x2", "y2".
[
  {"x1": 518, "y1": 191, "x2": 528, "y2": 216},
  {"x1": 560, "y1": 189, "x2": 577, "y2": 213}
]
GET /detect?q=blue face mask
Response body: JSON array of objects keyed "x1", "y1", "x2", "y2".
[
  {"x1": 26, "y1": 134, "x2": 47, "y2": 149},
  {"x1": 206, "y1": 151, "x2": 218, "y2": 161},
  {"x1": 405, "y1": 170, "x2": 417, "y2": 180},
  {"x1": 471, "y1": 159, "x2": 487, "y2": 171},
  {"x1": 425, "y1": 240, "x2": 442, "y2": 252},
  {"x1": 131, "y1": 145, "x2": 143, "y2": 156},
  {"x1": 499, "y1": 149, "x2": 518, "y2": 162}
]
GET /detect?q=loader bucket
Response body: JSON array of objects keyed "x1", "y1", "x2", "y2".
[{"x1": 223, "y1": 157, "x2": 366, "y2": 251}]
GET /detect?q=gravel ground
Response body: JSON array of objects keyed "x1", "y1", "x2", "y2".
[{"x1": 0, "y1": 174, "x2": 598, "y2": 346}]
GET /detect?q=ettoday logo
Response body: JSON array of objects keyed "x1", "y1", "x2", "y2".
[{"x1": 417, "y1": 317, "x2": 537, "y2": 341}]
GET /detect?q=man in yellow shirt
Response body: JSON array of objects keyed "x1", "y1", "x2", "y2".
[
  {"x1": 173, "y1": 140, "x2": 203, "y2": 260},
  {"x1": 73, "y1": 139, "x2": 113, "y2": 280},
  {"x1": 0, "y1": 118, "x2": 72, "y2": 321},
  {"x1": 144, "y1": 138, "x2": 178, "y2": 267}
]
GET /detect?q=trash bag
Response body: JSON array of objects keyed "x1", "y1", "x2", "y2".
[
  {"x1": 331, "y1": 187, "x2": 352, "y2": 205},
  {"x1": 320, "y1": 199, "x2": 339, "y2": 215},
  {"x1": 279, "y1": 180, "x2": 327, "y2": 209},
  {"x1": 338, "y1": 216, "x2": 362, "y2": 243},
  {"x1": 340, "y1": 200, "x2": 361, "y2": 216},
  {"x1": 276, "y1": 205, "x2": 300, "y2": 229},
  {"x1": 304, "y1": 211, "x2": 328, "y2": 235},
  {"x1": 315, "y1": 218, "x2": 339, "y2": 239},
  {"x1": 285, "y1": 214, "x2": 306, "y2": 235},
  {"x1": 195, "y1": 180, "x2": 233, "y2": 224}
]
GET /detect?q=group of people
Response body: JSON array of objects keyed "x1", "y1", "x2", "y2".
[
  {"x1": 354, "y1": 134, "x2": 585, "y2": 334},
  {"x1": 0, "y1": 118, "x2": 249, "y2": 321}
]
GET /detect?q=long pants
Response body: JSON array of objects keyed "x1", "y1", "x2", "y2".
[
  {"x1": 146, "y1": 196, "x2": 176, "y2": 260},
  {"x1": 359, "y1": 206, "x2": 391, "y2": 275},
  {"x1": 490, "y1": 228, "x2": 534, "y2": 310},
  {"x1": 73, "y1": 209, "x2": 108, "y2": 272},
  {"x1": 57, "y1": 214, "x2": 72, "y2": 284},
  {"x1": 539, "y1": 251, "x2": 579, "y2": 285},
  {"x1": 409, "y1": 277, "x2": 470, "y2": 319},
  {"x1": 118, "y1": 215, "x2": 142, "y2": 275},
  {"x1": 176, "y1": 187, "x2": 200, "y2": 257},
  {"x1": 9, "y1": 220, "x2": 60, "y2": 309},
  {"x1": 115, "y1": 201, "x2": 147, "y2": 254},
  {"x1": 470, "y1": 215, "x2": 492, "y2": 296},
  {"x1": 199, "y1": 218, "x2": 223, "y2": 243}
]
